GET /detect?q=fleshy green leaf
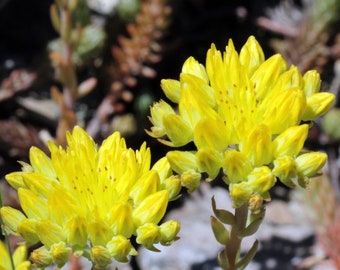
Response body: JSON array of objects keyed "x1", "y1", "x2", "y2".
[
  {"x1": 211, "y1": 196, "x2": 235, "y2": 225},
  {"x1": 211, "y1": 216, "x2": 229, "y2": 244}
]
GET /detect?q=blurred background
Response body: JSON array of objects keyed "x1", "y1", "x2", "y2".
[{"x1": 0, "y1": 0, "x2": 340, "y2": 269}]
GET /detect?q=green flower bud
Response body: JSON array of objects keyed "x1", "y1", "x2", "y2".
[
  {"x1": 147, "y1": 100, "x2": 176, "y2": 138},
  {"x1": 30, "y1": 246, "x2": 53, "y2": 268},
  {"x1": 272, "y1": 156, "x2": 297, "y2": 187},
  {"x1": 161, "y1": 175, "x2": 181, "y2": 201},
  {"x1": 181, "y1": 170, "x2": 201, "y2": 192},
  {"x1": 166, "y1": 151, "x2": 198, "y2": 174},
  {"x1": 272, "y1": 124, "x2": 309, "y2": 158},
  {"x1": 295, "y1": 152, "x2": 327, "y2": 177},
  {"x1": 0, "y1": 206, "x2": 26, "y2": 234},
  {"x1": 50, "y1": 242, "x2": 71, "y2": 268},
  {"x1": 223, "y1": 150, "x2": 253, "y2": 184},
  {"x1": 136, "y1": 223, "x2": 161, "y2": 251},
  {"x1": 91, "y1": 246, "x2": 112, "y2": 269},
  {"x1": 107, "y1": 235, "x2": 133, "y2": 262},
  {"x1": 159, "y1": 220, "x2": 180, "y2": 245}
]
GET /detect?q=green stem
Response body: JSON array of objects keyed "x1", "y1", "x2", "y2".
[
  {"x1": 224, "y1": 203, "x2": 249, "y2": 270},
  {"x1": 0, "y1": 188, "x2": 15, "y2": 270}
]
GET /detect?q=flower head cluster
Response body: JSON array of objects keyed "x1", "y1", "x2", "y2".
[
  {"x1": 147, "y1": 36, "x2": 334, "y2": 208},
  {"x1": 0, "y1": 127, "x2": 180, "y2": 268},
  {"x1": 0, "y1": 241, "x2": 31, "y2": 270}
]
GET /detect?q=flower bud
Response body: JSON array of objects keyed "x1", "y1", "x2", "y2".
[
  {"x1": 17, "y1": 219, "x2": 40, "y2": 244},
  {"x1": 181, "y1": 170, "x2": 201, "y2": 192},
  {"x1": 295, "y1": 152, "x2": 327, "y2": 177},
  {"x1": 91, "y1": 246, "x2": 112, "y2": 269},
  {"x1": 302, "y1": 92, "x2": 335, "y2": 121},
  {"x1": 0, "y1": 206, "x2": 26, "y2": 234},
  {"x1": 239, "y1": 35, "x2": 265, "y2": 77},
  {"x1": 161, "y1": 175, "x2": 181, "y2": 201},
  {"x1": 247, "y1": 166, "x2": 276, "y2": 195},
  {"x1": 29, "y1": 146, "x2": 56, "y2": 178},
  {"x1": 258, "y1": 87, "x2": 306, "y2": 134},
  {"x1": 136, "y1": 223, "x2": 161, "y2": 251},
  {"x1": 36, "y1": 220, "x2": 65, "y2": 248},
  {"x1": 248, "y1": 194, "x2": 263, "y2": 214},
  {"x1": 50, "y1": 242, "x2": 71, "y2": 268},
  {"x1": 223, "y1": 150, "x2": 253, "y2": 184},
  {"x1": 229, "y1": 182, "x2": 253, "y2": 208},
  {"x1": 194, "y1": 118, "x2": 229, "y2": 151},
  {"x1": 272, "y1": 156, "x2": 297, "y2": 187},
  {"x1": 161, "y1": 79, "x2": 181, "y2": 103},
  {"x1": 147, "y1": 100, "x2": 176, "y2": 138},
  {"x1": 5, "y1": 172, "x2": 26, "y2": 190},
  {"x1": 166, "y1": 151, "x2": 198, "y2": 174},
  {"x1": 240, "y1": 124, "x2": 273, "y2": 166},
  {"x1": 151, "y1": 157, "x2": 172, "y2": 182},
  {"x1": 108, "y1": 203, "x2": 134, "y2": 238},
  {"x1": 250, "y1": 54, "x2": 286, "y2": 100},
  {"x1": 162, "y1": 114, "x2": 193, "y2": 147},
  {"x1": 196, "y1": 148, "x2": 223, "y2": 180},
  {"x1": 302, "y1": 70, "x2": 321, "y2": 96},
  {"x1": 130, "y1": 170, "x2": 160, "y2": 205},
  {"x1": 107, "y1": 235, "x2": 133, "y2": 262},
  {"x1": 272, "y1": 124, "x2": 309, "y2": 158},
  {"x1": 181, "y1": 56, "x2": 209, "y2": 82},
  {"x1": 133, "y1": 190, "x2": 169, "y2": 226},
  {"x1": 30, "y1": 246, "x2": 53, "y2": 268},
  {"x1": 65, "y1": 216, "x2": 88, "y2": 248},
  {"x1": 159, "y1": 220, "x2": 180, "y2": 245}
]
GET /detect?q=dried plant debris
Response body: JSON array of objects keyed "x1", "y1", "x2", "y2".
[{"x1": 258, "y1": 0, "x2": 340, "y2": 73}]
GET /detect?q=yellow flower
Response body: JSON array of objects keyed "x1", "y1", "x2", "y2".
[
  {"x1": 0, "y1": 241, "x2": 31, "y2": 270},
  {"x1": 148, "y1": 35, "x2": 333, "y2": 207},
  {"x1": 1, "y1": 126, "x2": 180, "y2": 268}
]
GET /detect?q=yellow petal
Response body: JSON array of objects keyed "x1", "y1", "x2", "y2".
[{"x1": 133, "y1": 190, "x2": 169, "y2": 226}]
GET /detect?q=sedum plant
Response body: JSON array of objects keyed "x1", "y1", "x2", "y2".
[
  {"x1": 147, "y1": 36, "x2": 335, "y2": 269},
  {"x1": 0, "y1": 126, "x2": 181, "y2": 269}
]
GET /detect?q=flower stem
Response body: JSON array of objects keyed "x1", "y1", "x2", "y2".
[
  {"x1": 224, "y1": 203, "x2": 249, "y2": 270},
  {"x1": 0, "y1": 188, "x2": 15, "y2": 270}
]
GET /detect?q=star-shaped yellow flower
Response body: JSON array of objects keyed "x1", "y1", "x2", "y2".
[
  {"x1": 1, "y1": 126, "x2": 181, "y2": 268},
  {"x1": 148, "y1": 36, "x2": 334, "y2": 208}
]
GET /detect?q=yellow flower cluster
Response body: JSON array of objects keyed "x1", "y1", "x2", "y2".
[
  {"x1": 147, "y1": 36, "x2": 334, "y2": 208},
  {"x1": 0, "y1": 127, "x2": 181, "y2": 268},
  {"x1": 0, "y1": 241, "x2": 30, "y2": 270}
]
